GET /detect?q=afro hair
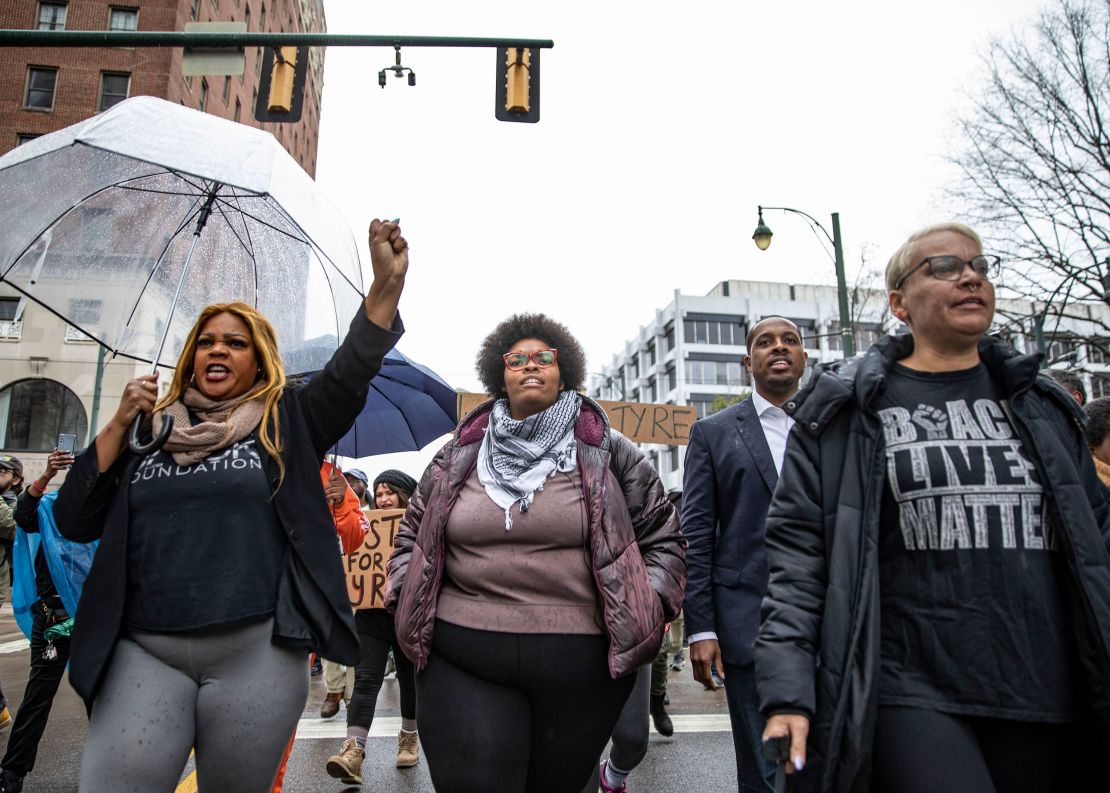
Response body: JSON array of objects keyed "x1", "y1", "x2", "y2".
[{"x1": 476, "y1": 313, "x2": 587, "y2": 397}]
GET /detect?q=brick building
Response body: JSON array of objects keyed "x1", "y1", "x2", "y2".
[{"x1": 0, "y1": 0, "x2": 326, "y2": 175}]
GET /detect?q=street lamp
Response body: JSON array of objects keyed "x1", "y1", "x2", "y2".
[{"x1": 752, "y1": 205, "x2": 854, "y2": 357}]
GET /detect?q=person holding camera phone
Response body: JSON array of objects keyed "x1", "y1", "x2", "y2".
[{"x1": 0, "y1": 448, "x2": 76, "y2": 793}]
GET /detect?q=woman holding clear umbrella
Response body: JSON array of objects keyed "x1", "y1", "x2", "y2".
[{"x1": 53, "y1": 220, "x2": 408, "y2": 793}]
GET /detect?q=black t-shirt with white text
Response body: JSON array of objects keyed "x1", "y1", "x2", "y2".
[
  {"x1": 875, "y1": 362, "x2": 1079, "y2": 722},
  {"x1": 125, "y1": 435, "x2": 286, "y2": 633}
]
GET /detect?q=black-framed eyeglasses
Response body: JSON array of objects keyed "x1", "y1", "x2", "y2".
[
  {"x1": 895, "y1": 254, "x2": 1001, "y2": 290},
  {"x1": 503, "y1": 349, "x2": 558, "y2": 370}
]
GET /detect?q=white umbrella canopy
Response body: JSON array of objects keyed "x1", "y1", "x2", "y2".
[{"x1": 0, "y1": 95, "x2": 364, "y2": 372}]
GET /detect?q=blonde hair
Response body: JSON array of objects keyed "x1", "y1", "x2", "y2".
[
  {"x1": 156, "y1": 302, "x2": 288, "y2": 485},
  {"x1": 885, "y1": 223, "x2": 983, "y2": 292}
]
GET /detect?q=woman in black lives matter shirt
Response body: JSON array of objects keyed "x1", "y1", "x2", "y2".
[
  {"x1": 52, "y1": 220, "x2": 409, "y2": 793},
  {"x1": 755, "y1": 222, "x2": 1110, "y2": 793}
]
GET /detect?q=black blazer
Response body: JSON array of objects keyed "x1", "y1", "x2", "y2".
[
  {"x1": 53, "y1": 308, "x2": 402, "y2": 708},
  {"x1": 681, "y1": 396, "x2": 777, "y2": 667}
]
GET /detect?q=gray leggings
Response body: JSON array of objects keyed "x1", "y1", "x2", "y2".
[{"x1": 79, "y1": 618, "x2": 308, "y2": 793}]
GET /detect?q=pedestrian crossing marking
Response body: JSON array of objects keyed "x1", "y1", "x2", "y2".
[
  {"x1": 0, "y1": 638, "x2": 29, "y2": 654},
  {"x1": 294, "y1": 713, "x2": 732, "y2": 739}
]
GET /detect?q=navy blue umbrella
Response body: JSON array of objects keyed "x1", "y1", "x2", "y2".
[{"x1": 297, "y1": 347, "x2": 458, "y2": 457}]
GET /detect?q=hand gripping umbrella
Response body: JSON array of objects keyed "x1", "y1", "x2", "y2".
[{"x1": 0, "y1": 96, "x2": 365, "y2": 454}]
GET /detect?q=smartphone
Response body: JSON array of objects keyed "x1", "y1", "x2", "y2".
[{"x1": 57, "y1": 433, "x2": 77, "y2": 467}]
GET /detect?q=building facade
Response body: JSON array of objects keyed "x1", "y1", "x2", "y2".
[
  {"x1": 0, "y1": 0, "x2": 326, "y2": 477},
  {"x1": 0, "y1": 0, "x2": 326, "y2": 175},
  {"x1": 588, "y1": 278, "x2": 1110, "y2": 492}
]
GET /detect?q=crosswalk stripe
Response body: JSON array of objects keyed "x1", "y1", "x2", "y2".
[
  {"x1": 294, "y1": 713, "x2": 732, "y2": 739},
  {"x1": 0, "y1": 638, "x2": 29, "y2": 654}
]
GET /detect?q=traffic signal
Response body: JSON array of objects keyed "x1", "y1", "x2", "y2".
[
  {"x1": 255, "y1": 45, "x2": 309, "y2": 122},
  {"x1": 495, "y1": 47, "x2": 540, "y2": 123}
]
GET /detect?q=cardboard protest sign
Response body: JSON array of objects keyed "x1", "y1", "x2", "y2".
[
  {"x1": 456, "y1": 393, "x2": 695, "y2": 446},
  {"x1": 345, "y1": 508, "x2": 405, "y2": 610}
]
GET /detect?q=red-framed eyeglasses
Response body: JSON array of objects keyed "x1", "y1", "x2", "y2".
[{"x1": 503, "y1": 349, "x2": 558, "y2": 371}]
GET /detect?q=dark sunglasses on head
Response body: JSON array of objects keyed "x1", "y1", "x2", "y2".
[
  {"x1": 503, "y1": 349, "x2": 558, "y2": 370},
  {"x1": 895, "y1": 254, "x2": 1001, "y2": 290}
]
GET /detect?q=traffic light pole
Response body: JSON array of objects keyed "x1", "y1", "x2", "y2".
[{"x1": 0, "y1": 30, "x2": 554, "y2": 50}]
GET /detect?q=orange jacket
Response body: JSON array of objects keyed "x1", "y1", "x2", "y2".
[{"x1": 320, "y1": 461, "x2": 368, "y2": 555}]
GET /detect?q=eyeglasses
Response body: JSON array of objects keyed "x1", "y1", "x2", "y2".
[
  {"x1": 895, "y1": 255, "x2": 1001, "y2": 290},
  {"x1": 503, "y1": 349, "x2": 558, "y2": 370}
]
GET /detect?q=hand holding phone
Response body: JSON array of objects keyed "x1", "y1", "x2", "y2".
[{"x1": 56, "y1": 434, "x2": 77, "y2": 469}]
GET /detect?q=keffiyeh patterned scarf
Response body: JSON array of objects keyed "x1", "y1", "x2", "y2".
[{"x1": 477, "y1": 390, "x2": 582, "y2": 530}]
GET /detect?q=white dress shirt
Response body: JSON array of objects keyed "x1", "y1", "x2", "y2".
[{"x1": 687, "y1": 391, "x2": 795, "y2": 648}]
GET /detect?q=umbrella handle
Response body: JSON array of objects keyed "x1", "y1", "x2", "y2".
[{"x1": 129, "y1": 413, "x2": 173, "y2": 456}]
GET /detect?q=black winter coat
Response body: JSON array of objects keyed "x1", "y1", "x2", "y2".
[
  {"x1": 754, "y1": 333, "x2": 1110, "y2": 793},
  {"x1": 53, "y1": 308, "x2": 402, "y2": 709}
]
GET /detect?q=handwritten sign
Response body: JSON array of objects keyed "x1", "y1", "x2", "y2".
[
  {"x1": 456, "y1": 393, "x2": 696, "y2": 446},
  {"x1": 345, "y1": 508, "x2": 405, "y2": 610}
]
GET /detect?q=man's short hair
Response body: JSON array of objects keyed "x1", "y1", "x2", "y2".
[
  {"x1": 1085, "y1": 397, "x2": 1110, "y2": 448},
  {"x1": 1042, "y1": 368, "x2": 1087, "y2": 405},
  {"x1": 745, "y1": 316, "x2": 800, "y2": 350},
  {"x1": 885, "y1": 222, "x2": 983, "y2": 293}
]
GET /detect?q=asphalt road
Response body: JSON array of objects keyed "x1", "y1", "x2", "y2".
[{"x1": 0, "y1": 609, "x2": 738, "y2": 792}]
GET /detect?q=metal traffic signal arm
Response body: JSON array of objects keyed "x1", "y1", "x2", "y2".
[{"x1": 0, "y1": 30, "x2": 554, "y2": 124}]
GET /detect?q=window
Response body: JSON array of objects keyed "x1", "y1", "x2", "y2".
[
  {"x1": 190, "y1": 0, "x2": 200, "y2": 19},
  {"x1": 37, "y1": 2, "x2": 67, "y2": 30},
  {"x1": 16, "y1": 133, "x2": 40, "y2": 146},
  {"x1": 0, "y1": 379, "x2": 88, "y2": 452},
  {"x1": 1092, "y1": 375, "x2": 1110, "y2": 399},
  {"x1": 668, "y1": 446, "x2": 680, "y2": 472},
  {"x1": 199, "y1": 78, "x2": 208, "y2": 111},
  {"x1": 24, "y1": 67, "x2": 57, "y2": 110},
  {"x1": 0, "y1": 298, "x2": 18, "y2": 321},
  {"x1": 245, "y1": 5, "x2": 251, "y2": 29},
  {"x1": 222, "y1": 76, "x2": 231, "y2": 105},
  {"x1": 686, "y1": 359, "x2": 748, "y2": 387},
  {"x1": 644, "y1": 376, "x2": 656, "y2": 404},
  {"x1": 647, "y1": 339, "x2": 656, "y2": 366},
  {"x1": 664, "y1": 321, "x2": 675, "y2": 352},
  {"x1": 665, "y1": 363, "x2": 676, "y2": 392},
  {"x1": 108, "y1": 6, "x2": 138, "y2": 31},
  {"x1": 683, "y1": 318, "x2": 742, "y2": 346},
  {"x1": 629, "y1": 356, "x2": 639, "y2": 380},
  {"x1": 98, "y1": 72, "x2": 129, "y2": 111},
  {"x1": 234, "y1": 97, "x2": 242, "y2": 122},
  {"x1": 1088, "y1": 339, "x2": 1110, "y2": 365},
  {"x1": 69, "y1": 298, "x2": 102, "y2": 327},
  {"x1": 260, "y1": 4, "x2": 266, "y2": 30},
  {"x1": 183, "y1": 74, "x2": 193, "y2": 92}
]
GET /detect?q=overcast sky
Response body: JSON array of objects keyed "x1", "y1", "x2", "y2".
[{"x1": 313, "y1": 0, "x2": 1048, "y2": 475}]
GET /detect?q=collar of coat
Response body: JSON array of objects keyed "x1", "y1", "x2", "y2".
[
  {"x1": 456, "y1": 393, "x2": 611, "y2": 449},
  {"x1": 786, "y1": 333, "x2": 1085, "y2": 437}
]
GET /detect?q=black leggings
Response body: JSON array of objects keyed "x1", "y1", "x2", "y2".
[
  {"x1": 348, "y1": 609, "x2": 416, "y2": 728},
  {"x1": 873, "y1": 706, "x2": 1080, "y2": 793},
  {"x1": 417, "y1": 620, "x2": 635, "y2": 793}
]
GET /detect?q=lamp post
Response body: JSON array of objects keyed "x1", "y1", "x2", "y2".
[{"x1": 752, "y1": 205, "x2": 855, "y2": 357}]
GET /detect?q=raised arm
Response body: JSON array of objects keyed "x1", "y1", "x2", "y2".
[{"x1": 300, "y1": 219, "x2": 408, "y2": 455}]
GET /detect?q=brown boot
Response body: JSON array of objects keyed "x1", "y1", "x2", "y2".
[
  {"x1": 326, "y1": 737, "x2": 364, "y2": 784},
  {"x1": 319, "y1": 691, "x2": 342, "y2": 719},
  {"x1": 396, "y1": 729, "x2": 420, "y2": 768}
]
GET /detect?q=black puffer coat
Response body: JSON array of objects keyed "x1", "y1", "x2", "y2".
[{"x1": 754, "y1": 333, "x2": 1110, "y2": 793}]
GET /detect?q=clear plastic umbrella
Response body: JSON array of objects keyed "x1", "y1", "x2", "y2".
[{"x1": 0, "y1": 96, "x2": 365, "y2": 452}]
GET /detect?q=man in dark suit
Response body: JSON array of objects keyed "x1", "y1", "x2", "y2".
[{"x1": 682, "y1": 317, "x2": 807, "y2": 792}]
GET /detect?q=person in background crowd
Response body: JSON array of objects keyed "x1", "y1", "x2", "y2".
[
  {"x1": 326, "y1": 469, "x2": 420, "y2": 785},
  {"x1": 0, "y1": 450, "x2": 76, "y2": 793},
  {"x1": 52, "y1": 219, "x2": 408, "y2": 793},
  {"x1": 387, "y1": 314, "x2": 686, "y2": 793},
  {"x1": 0, "y1": 453, "x2": 24, "y2": 733},
  {"x1": 683, "y1": 316, "x2": 808, "y2": 792},
  {"x1": 343, "y1": 468, "x2": 370, "y2": 507},
  {"x1": 318, "y1": 462, "x2": 368, "y2": 719},
  {"x1": 1043, "y1": 368, "x2": 1086, "y2": 405},
  {"x1": 0, "y1": 454, "x2": 22, "y2": 614},
  {"x1": 757, "y1": 223, "x2": 1110, "y2": 793},
  {"x1": 1084, "y1": 397, "x2": 1110, "y2": 487},
  {"x1": 271, "y1": 461, "x2": 369, "y2": 793},
  {"x1": 667, "y1": 611, "x2": 685, "y2": 672}
]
